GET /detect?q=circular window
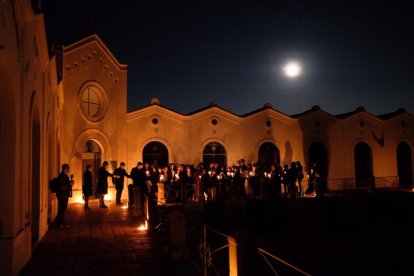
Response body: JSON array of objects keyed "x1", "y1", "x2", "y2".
[
  {"x1": 265, "y1": 120, "x2": 272, "y2": 127},
  {"x1": 79, "y1": 85, "x2": 108, "y2": 122},
  {"x1": 211, "y1": 119, "x2": 218, "y2": 126},
  {"x1": 152, "y1": 117, "x2": 159, "y2": 125}
]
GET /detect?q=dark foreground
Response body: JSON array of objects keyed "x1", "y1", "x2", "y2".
[
  {"x1": 199, "y1": 190, "x2": 414, "y2": 275},
  {"x1": 21, "y1": 190, "x2": 414, "y2": 276}
]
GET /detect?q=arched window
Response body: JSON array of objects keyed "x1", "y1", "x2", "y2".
[
  {"x1": 258, "y1": 142, "x2": 280, "y2": 170},
  {"x1": 397, "y1": 142, "x2": 413, "y2": 187},
  {"x1": 354, "y1": 142, "x2": 373, "y2": 188},
  {"x1": 143, "y1": 141, "x2": 169, "y2": 167},
  {"x1": 203, "y1": 142, "x2": 226, "y2": 168}
]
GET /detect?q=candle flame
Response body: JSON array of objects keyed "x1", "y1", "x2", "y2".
[{"x1": 137, "y1": 220, "x2": 148, "y2": 231}]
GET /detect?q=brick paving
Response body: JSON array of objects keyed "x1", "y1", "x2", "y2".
[{"x1": 21, "y1": 200, "x2": 196, "y2": 276}]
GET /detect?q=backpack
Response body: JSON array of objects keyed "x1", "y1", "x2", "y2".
[{"x1": 49, "y1": 177, "x2": 59, "y2": 193}]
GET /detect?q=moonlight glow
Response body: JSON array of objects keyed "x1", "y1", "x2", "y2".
[{"x1": 283, "y1": 62, "x2": 302, "y2": 78}]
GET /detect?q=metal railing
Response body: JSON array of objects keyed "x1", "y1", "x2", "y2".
[
  {"x1": 186, "y1": 217, "x2": 233, "y2": 276},
  {"x1": 257, "y1": 247, "x2": 311, "y2": 276},
  {"x1": 327, "y1": 176, "x2": 400, "y2": 190}
]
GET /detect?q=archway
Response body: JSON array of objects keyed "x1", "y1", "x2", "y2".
[
  {"x1": 308, "y1": 142, "x2": 328, "y2": 181},
  {"x1": 203, "y1": 142, "x2": 227, "y2": 168},
  {"x1": 82, "y1": 140, "x2": 101, "y2": 197},
  {"x1": 397, "y1": 142, "x2": 413, "y2": 187},
  {"x1": 31, "y1": 100, "x2": 41, "y2": 245},
  {"x1": 258, "y1": 142, "x2": 280, "y2": 171},
  {"x1": 354, "y1": 142, "x2": 373, "y2": 188},
  {"x1": 143, "y1": 141, "x2": 169, "y2": 167}
]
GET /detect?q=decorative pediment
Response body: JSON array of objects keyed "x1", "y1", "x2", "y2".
[{"x1": 63, "y1": 35, "x2": 127, "y2": 84}]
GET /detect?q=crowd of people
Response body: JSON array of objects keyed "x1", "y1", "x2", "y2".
[
  {"x1": 81, "y1": 159, "x2": 325, "y2": 209},
  {"x1": 52, "y1": 159, "x2": 324, "y2": 228}
]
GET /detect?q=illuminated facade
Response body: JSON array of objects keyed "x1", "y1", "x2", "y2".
[{"x1": 1, "y1": 0, "x2": 413, "y2": 274}]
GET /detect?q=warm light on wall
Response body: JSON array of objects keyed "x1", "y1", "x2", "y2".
[{"x1": 104, "y1": 194, "x2": 111, "y2": 201}]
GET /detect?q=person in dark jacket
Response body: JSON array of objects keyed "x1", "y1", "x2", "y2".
[
  {"x1": 55, "y1": 163, "x2": 74, "y2": 228},
  {"x1": 97, "y1": 161, "x2": 117, "y2": 208},
  {"x1": 130, "y1": 162, "x2": 147, "y2": 192},
  {"x1": 113, "y1": 162, "x2": 130, "y2": 205},
  {"x1": 82, "y1": 165, "x2": 93, "y2": 210},
  {"x1": 128, "y1": 162, "x2": 147, "y2": 208}
]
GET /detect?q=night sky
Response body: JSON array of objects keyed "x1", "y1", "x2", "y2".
[{"x1": 42, "y1": 0, "x2": 414, "y2": 116}]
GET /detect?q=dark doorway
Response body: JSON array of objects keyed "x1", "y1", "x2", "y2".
[
  {"x1": 203, "y1": 142, "x2": 227, "y2": 168},
  {"x1": 258, "y1": 142, "x2": 280, "y2": 171},
  {"x1": 308, "y1": 142, "x2": 329, "y2": 181},
  {"x1": 354, "y1": 142, "x2": 373, "y2": 188},
  {"x1": 31, "y1": 109, "x2": 41, "y2": 246},
  {"x1": 143, "y1": 141, "x2": 169, "y2": 167},
  {"x1": 82, "y1": 140, "x2": 101, "y2": 197},
  {"x1": 397, "y1": 142, "x2": 413, "y2": 187}
]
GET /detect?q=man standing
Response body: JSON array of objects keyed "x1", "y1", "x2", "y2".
[
  {"x1": 97, "y1": 161, "x2": 118, "y2": 208},
  {"x1": 113, "y1": 162, "x2": 130, "y2": 205},
  {"x1": 55, "y1": 163, "x2": 74, "y2": 228}
]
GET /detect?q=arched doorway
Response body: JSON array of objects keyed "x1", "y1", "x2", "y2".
[
  {"x1": 354, "y1": 142, "x2": 373, "y2": 188},
  {"x1": 143, "y1": 141, "x2": 169, "y2": 167},
  {"x1": 82, "y1": 140, "x2": 101, "y2": 197},
  {"x1": 258, "y1": 142, "x2": 280, "y2": 170},
  {"x1": 308, "y1": 142, "x2": 329, "y2": 181},
  {"x1": 203, "y1": 142, "x2": 227, "y2": 168},
  {"x1": 31, "y1": 103, "x2": 41, "y2": 245},
  {"x1": 397, "y1": 142, "x2": 413, "y2": 187}
]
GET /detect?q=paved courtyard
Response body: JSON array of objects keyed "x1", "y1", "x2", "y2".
[{"x1": 21, "y1": 199, "x2": 194, "y2": 276}]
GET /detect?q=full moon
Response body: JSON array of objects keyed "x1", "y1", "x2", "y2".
[{"x1": 283, "y1": 62, "x2": 302, "y2": 78}]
